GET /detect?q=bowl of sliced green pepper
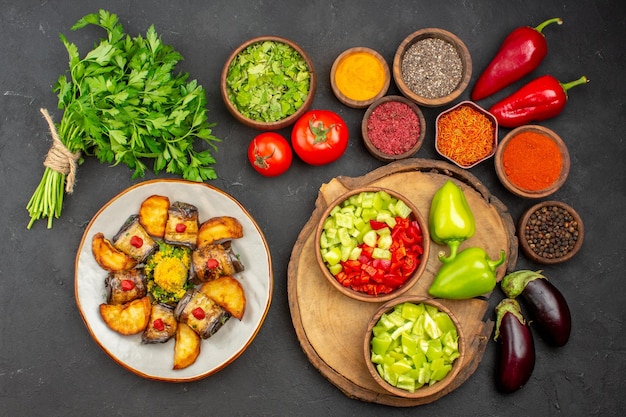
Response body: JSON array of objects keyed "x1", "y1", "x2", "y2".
[
  {"x1": 363, "y1": 295, "x2": 465, "y2": 398},
  {"x1": 315, "y1": 187, "x2": 430, "y2": 303},
  {"x1": 221, "y1": 36, "x2": 317, "y2": 130}
]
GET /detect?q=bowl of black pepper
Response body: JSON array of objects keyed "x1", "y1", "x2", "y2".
[
  {"x1": 393, "y1": 28, "x2": 472, "y2": 107},
  {"x1": 518, "y1": 201, "x2": 584, "y2": 264}
]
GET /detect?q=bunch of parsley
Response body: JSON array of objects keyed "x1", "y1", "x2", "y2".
[{"x1": 27, "y1": 10, "x2": 220, "y2": 229}]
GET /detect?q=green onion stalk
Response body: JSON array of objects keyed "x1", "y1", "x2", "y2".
[{"x1": 26, "y1": 108, "x2": 82, "y2": 229}]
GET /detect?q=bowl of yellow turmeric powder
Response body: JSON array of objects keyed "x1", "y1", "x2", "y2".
[
  {"x1": 494, "y1": 125, "x2": 570, "y2": 199},
  {"x1": 331, "y1": 47, "x2": 390, "y2": 108}
]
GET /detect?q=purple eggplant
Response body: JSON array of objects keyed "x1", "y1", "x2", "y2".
[
  {"x1": 501, "y1": 270, "x2": 571, "y2": 347},
  {"x1": 494, "y1": 299, "x2": 535, "y2": 393}
]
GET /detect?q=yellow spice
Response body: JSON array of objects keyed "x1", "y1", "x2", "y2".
[
  {"x1": 335, "y1": 51, "x2": 386, "y2": 101},
  {"x1": 153, "y1": 256, "x2": 189, "y2": 294}
]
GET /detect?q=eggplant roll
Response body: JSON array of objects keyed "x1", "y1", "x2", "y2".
[
  {"x1": 105, "y1": 268, "x2": 147, "y2": 305},
  {"x1": 164, "y1": 201, "x2": 199, "y2": 249},
  {"x1": 112, "y1": 214, "x2": 158, "y2": 263},
  {"x1": 191, "y1": 241, "x2": 245, "y2": 284},
  {"x1": 142, "y1": 303, "x2": 178, "y2": 344},
  {"x1": 174, "y1": 289, "x2": 230, "y2": 339}
]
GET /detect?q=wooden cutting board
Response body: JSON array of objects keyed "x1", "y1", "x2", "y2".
[{"x1": 287, "y1": 158, "x2": 517, "y2": 407}]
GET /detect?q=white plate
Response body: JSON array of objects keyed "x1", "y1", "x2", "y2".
[{"x1": 75, "y1": 179, "x2": 273, "y2": 382}]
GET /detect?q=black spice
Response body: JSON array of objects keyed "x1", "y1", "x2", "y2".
[
  {"x1": 523, "y1": 205, "x2": 580, "y2": 259},
  {"x1": 401, "y1": 38, "x2": 463, "y2": 99}
]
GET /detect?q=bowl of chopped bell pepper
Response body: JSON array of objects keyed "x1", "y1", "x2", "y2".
[
  {"x1": 363, "y1": 295, "x2": 466, "y2": 398},
  {"x1": 315, "y1": 187, "x2": 430, "y2": 303},
  {"x1": 221, "y1": 36, "x2": 317, "y2": 130}
]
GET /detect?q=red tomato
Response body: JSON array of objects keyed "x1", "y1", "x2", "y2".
[
  {"x1": 247, "y1": 132, "x2": 293, "y2": 177},
  {"x1": 291, "y1": 110, "x2": 348, "y2": 165}
]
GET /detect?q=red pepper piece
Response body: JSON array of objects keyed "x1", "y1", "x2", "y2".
[
  {"x1": 153, "y1": 318, "x2": 165, "y2": 331},
  {"x1": 175, "y1": 223, "x2": 187, "y2": 233},
  {"x1": 206, "y1": 258, "x2": 219, "y2": 269},
  {"x1": 130, "y1": 235, "x2": 143, "y2": 248},
  {"x1": 472, "y1": 18, "x2": 563, "y2": 101},
  {"x1": 192, "y1": 307, "x2": 206, "y2": 320},
  {"x1": 121, "y1": 279, "x2": 135, "y2": 291},
  {"x1": 369, "y1": 220, "x2": 387, "y2": 230},
  {"x1": 489, "y1": 75, "x2": 589, "y2": 128}
]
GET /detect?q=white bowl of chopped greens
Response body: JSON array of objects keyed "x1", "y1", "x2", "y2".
[
  {"x1": 221, "y1": 36, "x2": 317, "y2": 130},
  {"x1": 364, "y1": 296, "x2": 465, "y2": 398}
]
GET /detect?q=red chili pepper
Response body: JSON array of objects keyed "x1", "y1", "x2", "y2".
[
  {"x1": 192, "y1": 307, "x2": 206, "y2": 320},
  {"x1": 472, "y1": 18, "x2": 563, "y2": 101},
  {"x1": 489, "y1": 75, "x2": 589, "y2": 128},
  {"x1": 153, "y1": 318, "x2": 165, "y2": 331},
  {"x1": 176, "y1": 223, "x2": 187, "y2": 233},
  {"x1": 120, "y1": 279, "x2": 135, "y2": 291},
  {"x1": 130, "y1": 235, "x2": 143, "y2": 248}
]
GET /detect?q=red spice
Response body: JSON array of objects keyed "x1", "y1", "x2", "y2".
[
  {"x1": 366, "y1": 101, "x2": 420, "y2": 155},
  {"x1": 502, "y1": 131, "x2": 562, "y2": 191},
  {"x1": 436, "y1": 104, "x2": 495, "y2": 167}
]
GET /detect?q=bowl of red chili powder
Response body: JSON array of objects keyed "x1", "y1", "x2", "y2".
[
  {"x1": 362, "y1": 95, "x2": 426, "y2": 161},
  {"x1": 495, "y1": 125, "x2": 570, "y2": 198}
]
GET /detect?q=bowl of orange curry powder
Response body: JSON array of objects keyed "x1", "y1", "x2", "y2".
[
  {"x1": 495, "y1": 125, "x2": 570, "y2": 199},
  {"x1": 435, "y1": 101, "x2": 498, "y2": 168}
]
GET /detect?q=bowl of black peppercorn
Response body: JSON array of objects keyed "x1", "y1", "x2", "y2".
[{"x1": 518, "y1": 200, "x2": 584, "y2": 264}]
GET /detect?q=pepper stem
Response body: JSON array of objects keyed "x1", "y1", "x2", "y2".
[
  {"x1": 561, "y1": 76, "x2": 589, "y2": 94},
  {"x1": 487, "y1": 249, "x2": 507, "y2": 271},
  {"x1": 438, "y1": 239, "x2": 462, "y2": 263},
  {"x1": 534, "y1": 17, "x2": 563, "y2": 33}
]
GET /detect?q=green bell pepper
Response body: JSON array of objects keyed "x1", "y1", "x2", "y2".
[
  {"x1": 428, "y1": 247, "x2": 506, "y2": 299},
  {"x1": 429, "y1": 180, "x2": 476, "y2": 261}
]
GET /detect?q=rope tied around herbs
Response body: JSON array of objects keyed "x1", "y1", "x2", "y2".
[{"x1": 40, "y1": 108, "x2": 80, "y2": 193}]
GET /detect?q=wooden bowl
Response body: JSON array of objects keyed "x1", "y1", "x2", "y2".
[
  {"x1": 495, "y1": 125, "x2": 570, "y2": 198},
  {"x1": 518, "y1": 200, "x2": 584, "y2": 264},
  {"x1": 363, "y1": 295, "x2": 465, "y2": 399},
  {"x1": 435, "y1": 101, "x2": 498, "y2": 168},
  {"x1": 361, "y1": 95, "x2": 426, "y2": 161},
  {"x1": 220, "y1": 36, "x2": 317, "y2": 130},
  {"x1": 315, "y1": 187, "x2": 430, "y2": 303},
  {"x1": 393, "y1": 28, "x2": 472, "y2": 107},
  {"x1": 330, "y1": 47, "x2": 390, "y2": 109}
]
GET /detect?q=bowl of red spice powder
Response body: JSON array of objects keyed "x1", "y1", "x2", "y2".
[
  {"x1": 495, "y1": 125, "x2": 570, "y2": 199},
  {"x1": 435, "y1": 101, "x2": 498, "y2": 168},
  {"x1": 362, "y1": 95, "x2": 426, "y2": 161}
]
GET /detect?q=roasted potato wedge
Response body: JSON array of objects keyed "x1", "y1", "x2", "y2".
[
  {"x1": 99, "y1": 296, "x2": 151, "y2": 335},
  {"x1": 92, "y1": 232, "x2": 138, "y2": 272},
  {"x1": 197, "y1": 216, "x2": 244, "y2": 248},
  {"x1": 173, "y1": 322, "x2": 201, "y2": 370},
  {"x1": 199, "y1": 276, "x2": 246, "y2": 320},
  {"x1": 139, "y1": 195, "x2": 170, "y2": 238}
]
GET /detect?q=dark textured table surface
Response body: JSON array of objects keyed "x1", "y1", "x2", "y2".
[{"x1": 1, "y1": 1, "x2": 624, "y2": 416}]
